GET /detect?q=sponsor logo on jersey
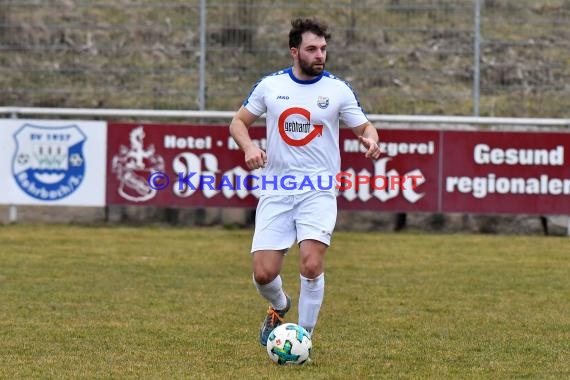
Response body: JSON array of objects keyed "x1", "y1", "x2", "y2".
[
  {"x1": 277, "y1": 95, "x2": 290, "y2": 100},
  {"x1": 278, "y1": 107, "x2": 323, "y2": 147}
]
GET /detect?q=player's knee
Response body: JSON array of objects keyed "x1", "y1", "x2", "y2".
[
  {"x1": 302, "y1": 267, "x2": 322, "y2": 279},
  {"x1": 253, "y1": 269, "x2": 278, "y2": 285},
  {"x1": 300, "y1": 259, "x2": 323, "y2": 279}
]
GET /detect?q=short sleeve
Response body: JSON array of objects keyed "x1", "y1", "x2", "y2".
[
  {"x1": 339, "y1": 82, "x2": 369, "y2": 128},
  {"x1": 243, "y1": 78, "x2": 267, "y2": 116}
]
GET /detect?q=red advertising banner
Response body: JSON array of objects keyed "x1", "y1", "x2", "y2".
[
  {"x1": 441, "y1": 130, "x2": 570, "y2": 214},
  {"x1": 107, "y1": 123, "x2": 262, "y2": 208},
  {"x1": 106, "y1": 122, "x2": 570, "y2": 215},
  {"x1": 336, "y1": 128, "x2": 440, "y2": 212}
]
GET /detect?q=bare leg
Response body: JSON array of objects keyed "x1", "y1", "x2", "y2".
[{"x1": 252, "y1": 250, "x2": 287, "y2": 309}]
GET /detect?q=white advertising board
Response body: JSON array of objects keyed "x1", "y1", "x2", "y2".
[{"x1": 0, "y1": 119, "x2": 107, "y2": 206}]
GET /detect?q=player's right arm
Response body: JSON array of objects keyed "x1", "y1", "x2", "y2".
[{"x1": 229, "y1": 106, "x2": 267, "y2": 170}]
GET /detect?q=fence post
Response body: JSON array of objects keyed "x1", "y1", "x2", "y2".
[
  {"x1": 199, "y1": 0, "x2": 207, "y2": 110},
  {"x1": 9, "y1": 110, "x2": 18, "y2": 223},
  {"x1": 473, "y1": 0, "x2": 481, "y2": 116}
]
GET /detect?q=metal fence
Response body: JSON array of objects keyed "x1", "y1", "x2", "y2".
[{"x1": 1, "y1": 0, "x2": 569, "y2": 117}]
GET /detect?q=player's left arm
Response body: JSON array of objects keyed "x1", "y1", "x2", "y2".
[{"x1": 352, "y1": 122, "x2": 380, "y2": 159}]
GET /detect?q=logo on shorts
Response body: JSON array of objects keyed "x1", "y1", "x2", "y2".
[
  {"x1": 12, "y1": 123, "x2": 86, "y2": 201},
  {"x1": 317, "y1": 96, "x2": 329, "y2": 109}
]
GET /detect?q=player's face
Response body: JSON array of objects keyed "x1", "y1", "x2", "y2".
[{"x1": 294, "y1": 32, "x2": 327, "y2": 78}]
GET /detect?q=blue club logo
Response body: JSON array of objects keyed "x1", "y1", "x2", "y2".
[{"x1": 12, "y1": 124, "x2": 86, "y2": 201}]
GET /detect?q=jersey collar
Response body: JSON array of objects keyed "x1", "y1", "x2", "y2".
[{"x1": 287, "y1": 67, "x2": 324, "y2": 85}]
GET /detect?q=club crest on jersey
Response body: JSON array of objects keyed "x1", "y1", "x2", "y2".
[
  {"x1": 12, "y1": 124, "x2": 86, "y2": 201},
  {"x1": 317, "y1": 96, "x2": 329, "y2": 109}
]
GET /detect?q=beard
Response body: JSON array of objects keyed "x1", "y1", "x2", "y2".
[{"x1": 298, "y1": 55, "x2": 325, "y2": 77}]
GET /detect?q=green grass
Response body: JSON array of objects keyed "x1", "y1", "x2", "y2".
[{"x1": 1, "y1": 225, "x2": 569, "y2": 379}]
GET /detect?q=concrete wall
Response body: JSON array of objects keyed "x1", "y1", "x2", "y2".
[{"x1": 2, "y1": 205, "x2": 567, "y2": 236}]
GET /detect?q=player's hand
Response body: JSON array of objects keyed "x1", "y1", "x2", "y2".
[
  {"x1": 359, "y1": 136, "x2": 380, "y2": 159},
  {"x1": 244, "y1": 144, "x2": 267, "y2": 170}
]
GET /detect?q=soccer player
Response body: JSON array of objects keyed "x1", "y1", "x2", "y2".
[{"x1": 229, "y1": 17, "x2": 380, "y2": 346}]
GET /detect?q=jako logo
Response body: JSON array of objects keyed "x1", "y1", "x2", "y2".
[{"x1": 276, "y1": 95, "x2": 290, "y2": 100}]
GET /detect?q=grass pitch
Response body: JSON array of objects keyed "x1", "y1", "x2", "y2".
[{"x1": 0, "y1": 224, "x2": 569, "y2": 379}]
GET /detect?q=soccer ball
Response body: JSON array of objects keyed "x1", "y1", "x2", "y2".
[{"x1": 266, "y1": 323, "x2": 312, "y2": 365}]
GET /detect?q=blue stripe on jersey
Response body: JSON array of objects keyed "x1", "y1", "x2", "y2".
[
  {"x1": 323, "y1": 71, "x2": 366, "y2": 113},
  {"x1": 243, "y1": 68, "x2": 290, "y2": 106}
]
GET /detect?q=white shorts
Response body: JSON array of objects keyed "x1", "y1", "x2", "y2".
[{"x1": 251, "y1": 191, "x2": 337, "y2": 253}]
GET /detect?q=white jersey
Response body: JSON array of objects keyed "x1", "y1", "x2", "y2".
[{"x1": 243, "y1": 67, "x2": 368, "y2": 195}]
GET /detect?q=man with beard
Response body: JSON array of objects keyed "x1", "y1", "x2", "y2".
[{"x1": 229, "y1": 17, "x2": 380, "y2": 348}]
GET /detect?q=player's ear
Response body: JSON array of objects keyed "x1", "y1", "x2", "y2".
[{"x1": 290, "y1": 47, "x2": 298, "y2": 59}]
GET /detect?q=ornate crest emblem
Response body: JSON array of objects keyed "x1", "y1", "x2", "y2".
[
  {"x1": 12, "y1": 124, "x2": 86, "y2": 201},
  {"x1": 112, "y1": 126, "x2": 165, "y2": 202}
]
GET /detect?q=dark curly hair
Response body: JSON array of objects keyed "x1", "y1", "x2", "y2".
[{"x1": 288, "y1": 17, "x2": 331, "y2": 49}]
